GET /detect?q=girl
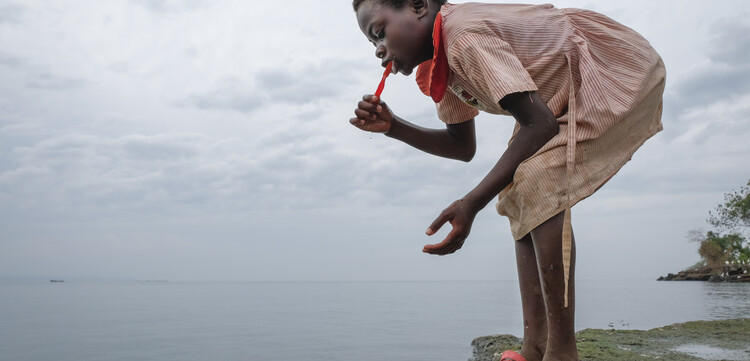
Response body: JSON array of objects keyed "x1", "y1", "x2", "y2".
[{"x1": 349, "y1": 1, "x2": 665, "y2": 360}]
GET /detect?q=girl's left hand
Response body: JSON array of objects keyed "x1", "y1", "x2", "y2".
[
  {"x1": 350, "y1": 95, "x2": 393, "y2": 133},
  {"x1": 423, "y1": 199, "x2": 478, "y2": 255}
]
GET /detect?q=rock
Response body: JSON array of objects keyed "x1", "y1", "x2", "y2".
[
  {"x1": 469, "y1": 334, "x2": 522, "y2": 361},
  {"x1": 728, "y1": 265, "x2": 746, "y2": 276},
  {"x1": 684, "y1": 273, "x2": 714, "y2": 281},
  {"x1": 658, "y1": 265, "x2": 750, "y2": 282},
  {"x1": 470, "y1": 319, "x2": 750, "y2": 361}
]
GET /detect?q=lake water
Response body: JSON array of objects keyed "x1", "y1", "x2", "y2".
[{"x1": 1, "y1": 280, "x2": 749, "y2": 361}]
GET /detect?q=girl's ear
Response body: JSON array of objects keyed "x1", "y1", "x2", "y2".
[{"x1": 412, "y1": 0, "x2": 429, "y2": 18}]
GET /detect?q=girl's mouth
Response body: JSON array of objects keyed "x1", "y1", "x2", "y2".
[{"x1": 389, "y1": 59, "x2": 400, "y2": 74}]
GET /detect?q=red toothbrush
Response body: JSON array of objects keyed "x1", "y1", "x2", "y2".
[{"x1": 374, "y1": 62, "x2": 393, "y2": 98}]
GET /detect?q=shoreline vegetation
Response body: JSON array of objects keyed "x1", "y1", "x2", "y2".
[
  {"x1": 662, "y1": 179, "x2": 750, "y2": 283},
  {"x1": 471, "y1": 318, "x2": 750, "y2": 361}
]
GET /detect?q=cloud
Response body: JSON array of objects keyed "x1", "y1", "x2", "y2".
[
  {"x1": 659, "y1": 14, "x2": 750, "y2": 153},
  {"x1": 0, "y1": 2, "x2": 24, "y2": 24},
  {"x1": 131, "y1": 0, "x2": 207, "y2": 13},
  {"x1": 0, "y1": 121, "x2": 477, "y2": 232},
  {"x1": 0, "y1": 130, "x2": 401, "y2": 223},
  {"x1": 183, "y1": 78, "x2": 265, "y2": 114},
  {"x1": 706, "y1": 18, "x2": 750, "y2": 65},
  {"x1": 675, "y1": 64, "x2": 750, "y2": 111},
  {"x1": 0, "y1": 51, "x2": 24, "y2": 67},
  {"x1": 26, "y1": 72, "x2": 86, "y2": 90},
  {"x1": 0, "y1": 51, "x2": 85, "y2": 93},
  {"x1": 256, "y1": 60, "x2": 362, "y2": 102},
  {"x1": 1, "y1": 133, "x2": 241, "y2": 219},
  {"x1": 1, "y1": 0, "x2": 748, "y2": 283},
  {"x1": 668, "y1": 16, "x2": 750, "y2": 112},
  {"x1": 183, "y1": 58, "x2": 363, "y2": 113}
]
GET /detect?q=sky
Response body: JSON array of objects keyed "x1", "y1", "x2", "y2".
[{"x1": 1, "y1": 0, "x2": 749, "y2": 282}]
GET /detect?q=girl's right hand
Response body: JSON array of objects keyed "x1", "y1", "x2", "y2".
[{"x1": 349, "y1": 94, "x2": 393, "y2": 133}]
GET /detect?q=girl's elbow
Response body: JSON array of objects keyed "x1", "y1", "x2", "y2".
[
  {"x1": 522, "y1": 115, "x2": 558, "y2": 149},
  {"x1": 542, "y1": 115, "x2": 560, "y2": 142},
  {"x1": 459, "y1": 151, "x2": 475, "y2": 162},
  {"x1": 458, "y1": 144, "x2": 476, "y2": 162},
  {"x1": 549, "y1": 119, "x2": 560, "y2": 140}
]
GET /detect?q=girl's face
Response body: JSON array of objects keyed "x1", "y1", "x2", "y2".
[{"x1": 356, "y1": 0, "x2": 433, "y2": 76}]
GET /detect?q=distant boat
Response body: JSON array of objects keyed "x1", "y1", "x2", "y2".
[{"x1": 49, "y1": 280, "x2": 64, "y2": 283}]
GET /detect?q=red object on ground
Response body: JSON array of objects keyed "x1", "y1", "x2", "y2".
[
  {"x1": 374, "y1": 62, "x2": 393, "y2": 98},
  {"x1": 499, "y1": 350, "x2": 527, "y2": 361}
]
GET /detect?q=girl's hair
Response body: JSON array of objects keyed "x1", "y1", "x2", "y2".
[{"x1": 352, "y1": 0, "x2": 447, "y2": 12}]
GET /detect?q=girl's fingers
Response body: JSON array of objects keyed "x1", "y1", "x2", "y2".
[
  {"x1": 353, "y1": 108, "x2": 375, "y2": 120},
  {"x1": 423, "y1": 233, "x2": 464, "y2": 255},
  {"x1": 349, "y1": 95, "x2": 389, "y2": 130},
  {"x1": 354, "y1": 109, "x2": 379, "y2": 124},
  {"x1": 423, "y1": 239, "x2": 450, "y2": 254},
  {"x1": 349, "y1": 117, "x2": 366, "y2": 126},
  {"x1": 426, "y1": 212, "x2": 452, "y2": 236},
  {"x1": 362, "y1": 94, "x2": 379, "y2": 103},
  {"x1": 357, "y1": 100, "x2": 382, "y2": 114}
]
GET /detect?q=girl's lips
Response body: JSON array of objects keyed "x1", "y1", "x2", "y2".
[
  {"x1": 390, "y1": 59, "x2": 401, "y2": 74},
  {"x1": 383, "y1": 59, "x2": 411, "y2": 76}
]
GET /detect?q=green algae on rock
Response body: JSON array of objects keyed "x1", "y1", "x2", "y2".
[{"x1": 470, "y1": 319, "x2": 750, "y2": 361}]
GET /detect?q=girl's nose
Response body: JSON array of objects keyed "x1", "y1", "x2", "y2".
[{"x1": 375, "y1": 45, "x2": 386, "y2": 60}]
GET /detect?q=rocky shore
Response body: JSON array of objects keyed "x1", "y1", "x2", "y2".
[
  {"x1": 470, "y1": 318, "x2": 750, "y2": 361},
  {"x1": 657, "y1": 265, "x2": 750, "y2": 282}
]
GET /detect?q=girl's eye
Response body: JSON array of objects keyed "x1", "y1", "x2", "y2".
[{"x1": 377, "y1": 29, "x2": 385, "y2": 40}]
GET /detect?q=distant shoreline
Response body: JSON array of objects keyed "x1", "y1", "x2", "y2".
[{"x1": 658, "y1": 264, "x2": 750, "y2": 282}]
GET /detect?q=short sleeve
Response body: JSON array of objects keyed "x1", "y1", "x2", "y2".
[
  {"x1": 448, "y1": 32, "x2": 538, "y2": 108},
  {"x1": 435, "y1": 90, "x2": 480, "y2": 124}
]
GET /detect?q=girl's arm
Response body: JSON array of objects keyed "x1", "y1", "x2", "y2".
[
  {"x1": 351, "y1": 95, "x2": 476, "y2": 162},
  {"x1": 423, "y1": 91, "x2": 559, "y2": 255},
  {"x1": 386, "y1": 113, "x2": 476, "y2": 162}
]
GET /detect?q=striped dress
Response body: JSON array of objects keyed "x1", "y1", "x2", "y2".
[{"x1": 418, "y1": 2, "x2": 665, "y2": 240}]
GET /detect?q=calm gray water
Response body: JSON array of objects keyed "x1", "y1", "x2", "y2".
[{"x1": 1, "y1": 280, "x2": 749, "y2": 361}]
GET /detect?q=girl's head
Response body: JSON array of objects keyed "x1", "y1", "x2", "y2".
[
  {"x1": 354, "y1": 0, "x2": 445, "y2": 76},
  {"x1": 352, "y1": 0, "x2": 446, "y2": 12}
]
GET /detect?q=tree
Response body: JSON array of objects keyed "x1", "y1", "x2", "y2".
[
  {"x1": 708, "y1": 179, "x2": 750, "y2": 232},
  {"x1": 690, "y1": 179, "x2": 750, "y2": 272}
]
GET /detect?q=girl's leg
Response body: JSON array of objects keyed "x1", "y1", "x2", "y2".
[
  {"x1": 529, "y1": 211, "x2": 579, "y2": 361},
  {"x1": 515, "y1": 234, "x2": 548, "y2": 361}
]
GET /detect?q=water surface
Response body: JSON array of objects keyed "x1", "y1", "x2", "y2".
[{"x1": 1, "y1": 280, "x2": 748, "y2": 361}]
